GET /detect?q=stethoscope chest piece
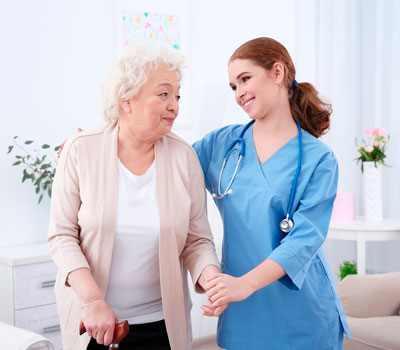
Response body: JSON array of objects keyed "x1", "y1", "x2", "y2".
[{"x1": 279, "y1": 215, "x2": 294, "y2": 233}]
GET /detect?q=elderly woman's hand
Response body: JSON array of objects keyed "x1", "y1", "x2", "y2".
[
  {"x1": 200, "y1": 298, "x2": 228, "y2": 317},
  {"x1": 81, "y1": 298, "x2": 119, "y2": 346}
]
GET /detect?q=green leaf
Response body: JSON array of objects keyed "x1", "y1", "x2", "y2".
[
  {"x1": 54, "y1": 145, "x2": 61, "y2": 151},
  {"x1": 38, "y1": 194, "x2": 43, "y2": 204},
  {"x1": 35, "y1": 186, "x2": 40, "y2": 194},
  {"x1": 22, "y1": 169, "x2": 29, "y2": 183},
  {"x1": 48, "y1": 187, "x2": 52, "y2": 198},
  {"x1": 42, "y1": 144, "x2": 50, "y2": 149},
  {"x1": 7, "y1": 145, "x2": 13, "y2": 154},
  {"x1": 12, "y1": 161, "x2": 21, "y2": 166},
  {"x1": 15, "y1": 155, "x2": 22, "y2": 159},
  {"x1": 14, "y1": 136, "x2": 18, "y2": 139},
  {"x1": 25, "y1": 140, "x2": 33, "y2": 145}
]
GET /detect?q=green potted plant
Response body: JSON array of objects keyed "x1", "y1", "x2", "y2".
[
  {"x1": 338, "y1": 260, "x2": 357, "y2": 281},
  {"x1": 7, "y1": 136, "x2": 60, "y2": 204}
]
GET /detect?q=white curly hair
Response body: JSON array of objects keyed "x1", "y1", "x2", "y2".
[{"x1": 100, "y1": 42, "x2": 185, "y2": 123}]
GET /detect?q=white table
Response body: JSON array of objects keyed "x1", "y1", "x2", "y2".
[{"x1": 328, "y1": 217, "x2": 400, "y2": 275}]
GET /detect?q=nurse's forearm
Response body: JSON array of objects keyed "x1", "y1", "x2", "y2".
[{"x1": 242, "y1": 258, "x2": 286, "y2": 294}]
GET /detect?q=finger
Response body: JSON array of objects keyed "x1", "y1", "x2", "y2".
[
  {"x1": 215, "y1": 304, "x2": 228, "y2": 316},
  {"x1": 201, "y1": 304, "x2": 216, "y2": 317},
  {"x1": 206, "y1": 273, "x2": 223, "y2": 283},
  {"x1": 210, "y1": 291, "x2": 225, "y2": 303},
  {"x1": 104, "y1": 326, "x2": 114, "y2": 346},
  {"x1": 206, "y1": 285, "x2": 220, "y2": 298},
  {"x1": 211, "y1": 296, "x2": 228, "y2": 308},
  {"x1": 77, "y1": 128, "x2": 83, "y2": 132},
  {"x1": 205, "y1": 277, "x2": 220, "y2": 291}
]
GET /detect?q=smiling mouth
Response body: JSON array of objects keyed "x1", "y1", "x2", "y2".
[{"x1": 243, "y1": 98, "x2": 255, "y2": 110}]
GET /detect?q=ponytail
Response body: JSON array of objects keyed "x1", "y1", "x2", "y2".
[{"x1": 289, "y1": 82, "x2": 331, "y2": 138}]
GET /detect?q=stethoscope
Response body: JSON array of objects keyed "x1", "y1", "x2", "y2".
[{"x1": 212, "y1": 119, "x2": 303, "y2": 234}]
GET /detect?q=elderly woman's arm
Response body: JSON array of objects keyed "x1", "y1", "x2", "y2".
[
  {"x1": 180, "y1": 149, "x2": 228, "y2": 316},
  {"x1": 47, "y1": 137, "x2": 117, "y2": 346},
  {"x1": 67, "y1": 268, "x2": 118, "y2": 345}
]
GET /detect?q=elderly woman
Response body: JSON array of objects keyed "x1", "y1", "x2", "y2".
[{"x1": 47, "y1": 44, "x2": 220, "y2": 350}]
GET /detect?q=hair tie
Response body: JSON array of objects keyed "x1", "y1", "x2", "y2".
[{"x1": 291, "y1": 80, "x2": 297, "y2": 89}]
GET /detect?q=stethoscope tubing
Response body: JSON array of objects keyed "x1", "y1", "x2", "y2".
[{"x1": 212, "y1": 119, "x2": 303, "y2": 233}]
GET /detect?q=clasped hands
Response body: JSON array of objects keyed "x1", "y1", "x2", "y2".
[{"x1": 201, "y1": 272, "x2": 254, "y2": 317}]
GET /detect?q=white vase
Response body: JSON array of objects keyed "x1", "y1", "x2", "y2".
[{"x1": 363, "y1": 161, "x2": 383, "y2": 221}]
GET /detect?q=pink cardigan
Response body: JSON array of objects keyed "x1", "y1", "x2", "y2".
[{"x1": 47, "y1": 121, "x2": 219, "y2": 350}]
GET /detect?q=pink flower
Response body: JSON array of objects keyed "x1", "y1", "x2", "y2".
[
  {"x1": 365, "y1": 146, "x2": 373, "y2": 152},
  {"x1": 366, "y1": 129, "x2": 373, "y2": 137},
  {"x1": 378, "y1": 127, "x2": 387, "y2": 136},
  {"x1": 372, "y1": 129, "x2": 379, "y2": 136},
  {"x1": 373, "y1": 140, "x2": 380, "y2": 147}
]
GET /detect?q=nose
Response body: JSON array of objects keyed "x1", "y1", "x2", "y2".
[
  {"x1": 167, "y1": 96, "x2": 179, "y2": 116},
  {"x1": 235, "y1": 86, "x2": 245, "y2": 103}
]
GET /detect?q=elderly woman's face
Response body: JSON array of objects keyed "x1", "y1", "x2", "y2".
[{"x1": 123, "y1": 64, "x2": 180, "y2": 140}]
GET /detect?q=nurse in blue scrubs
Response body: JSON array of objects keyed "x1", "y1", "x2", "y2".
[{"x1": 194, "y1": 37, "x2": 350, "y2": 349}]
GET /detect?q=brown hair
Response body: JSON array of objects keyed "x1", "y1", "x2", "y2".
[{"x1": 229, "y1": 37, "x2": 331, "y2": 138}]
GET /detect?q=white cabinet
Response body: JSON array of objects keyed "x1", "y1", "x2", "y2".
[{"x1": 0, "y1": 243, "x2": 62, "y2": 350}]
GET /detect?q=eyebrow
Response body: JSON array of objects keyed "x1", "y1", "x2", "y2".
[
  {"x1": 229, "y1": 71, "x2": 251, "y2": 87},
  {"x1": 235, "y1": 72, "x2": 250, "y2": 80},
  {"x1": 157, "y1": 83, "x2": 180, "y2": 89}
]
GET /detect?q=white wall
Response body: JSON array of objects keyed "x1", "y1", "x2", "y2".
[{"x1": 0, "y1": 0, "x2": 111, "y2": 246}]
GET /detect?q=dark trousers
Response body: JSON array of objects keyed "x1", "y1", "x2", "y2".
[{"x1": 87, "y1": 319, "x2": 170, "y2": 350}]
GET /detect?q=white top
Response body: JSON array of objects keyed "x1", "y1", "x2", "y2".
[{"x1": 105, "y1": 159, "x2": 164, "y2": 324}]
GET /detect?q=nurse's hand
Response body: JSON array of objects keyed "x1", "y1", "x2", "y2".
[
  {"x1": 205, "y1": 273, "x2": 254, "y2": 307},
  {"x1": 200, "y1": 298, "x2": 228, "y2": 317},
  {"x1": 57, "y1": 128, "x2": 83, "y2": 158},
  {"x1": 81, "y1": 298, "x2": 119, "y2": 346}
]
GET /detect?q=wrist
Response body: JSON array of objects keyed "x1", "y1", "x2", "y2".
[
  {"x1": 240, "y1": 273, "x2": 257, "y2": 296},
  {"x1": 202, "y1": 264, "x2": 220, "y2": 280},
  {"x1": 80, "y1": 295, "x2": 104, "y2": 309}
]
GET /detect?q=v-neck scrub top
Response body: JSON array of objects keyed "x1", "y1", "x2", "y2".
[{"x1": 193, "y1": 123, "x2": 350, "y2": 350}]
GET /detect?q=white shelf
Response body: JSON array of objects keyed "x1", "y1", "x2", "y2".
[{"x1": 0, "y1": 242, "x2": 52, "y2": 266}]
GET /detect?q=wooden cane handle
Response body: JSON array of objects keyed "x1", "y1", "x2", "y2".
[{"x1": 79, "y1": 320, "x2": 129, "y2": 344}]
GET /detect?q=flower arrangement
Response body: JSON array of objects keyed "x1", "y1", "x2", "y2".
[{"x1": 355, "y1": 128, "x2": 389, "y2": 172}]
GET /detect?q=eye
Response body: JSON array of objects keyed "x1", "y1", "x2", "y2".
[
  {"x1": 242, "y1": 76, "x2": 250, "y2": 83},
  {"x1": 230, "y1": 85, "x2": 237, "y2": 91},
  {"x1": 176, "y1": 95, "x2": 181, "y2": 102},
  {"x1": 159, "y1": 92, "x2": 168, "y2": 97}
]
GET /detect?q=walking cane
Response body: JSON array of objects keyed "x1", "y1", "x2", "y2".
[{"x1": 80, "y1": 320, "x2": 129, "y2": 349}]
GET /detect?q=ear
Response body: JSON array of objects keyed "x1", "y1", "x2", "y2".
[
  {"x1": 271, "y1": 62, "x2": 285, "y2": 85},
  {"x1": 119, "y1": 99, "x2": 131, "y2": 113}
]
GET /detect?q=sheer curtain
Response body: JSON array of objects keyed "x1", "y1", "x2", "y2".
[{"x1": 296, "y1": 0, "x2": 400, "y2": 277}]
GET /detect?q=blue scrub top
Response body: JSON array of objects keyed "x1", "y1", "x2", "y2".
[{"x1": 193, "y1": 123, "x2": 350, "y2": 350}]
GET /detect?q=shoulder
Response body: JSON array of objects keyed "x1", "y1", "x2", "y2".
[
  {"x1": 302, "y1": 132, "x2": 337, "y2": 169},
  {"x1": 203, "y1": 124, "x2": 243, "y2": 143},
  {"x1": 193, "y1": 124, "x2": 244, "y2": 151},
  {"x1": 59, "y1": 123, "x2": 113, "y2": 164}
]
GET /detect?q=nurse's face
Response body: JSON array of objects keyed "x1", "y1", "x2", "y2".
[{"x1": 228, "y1": 59, "x2": 281, "y2": 120}]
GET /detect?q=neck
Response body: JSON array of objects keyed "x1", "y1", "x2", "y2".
[
  {"x1": 253, "y1": 100, "x2": 297, "y2": 139},
  {"x1": 118, "y1": 118, "x2": 155, "y2": 156}
]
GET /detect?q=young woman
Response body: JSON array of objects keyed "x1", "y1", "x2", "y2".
[{"x1": 195, "y1": 37, "x2": 350, "y2": 350}]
